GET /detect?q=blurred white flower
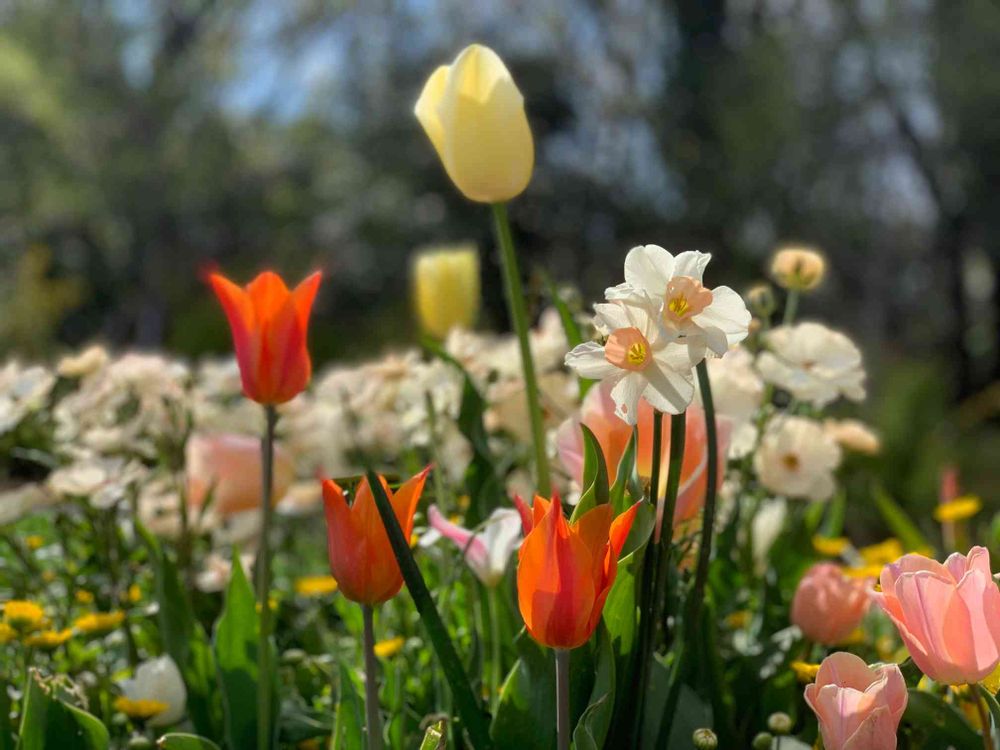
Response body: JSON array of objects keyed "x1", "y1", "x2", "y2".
[
  {"x1": 276, "y1": 481, "x2": 323, "y2": 518},
  {"x1": 0, "y1": 483, "x2": 59, "y2": 526},
  {"x1": 824, "y1": 418, "x2": 881, "y2": 456},
  {"x1": 757, "y1": 323, "x2": 865, "y2": 407},
  {"x1": 47, "y1": 456, "x2": 147, "y2": 509},
  {"x1": 119, "y1": 655, "x2": 187, "y2": 727},
  {"x1": 196, "y1": 552, "x2": 255, "y2": 593},
  {"x1": 606, "y1": 245, "x2": 751, "y2": 363},
  {"x1": 751, "y1": 498, "x2": 787, "y2": 568},
  {"x1": 0, "y1": 362, "x2": 56, "y2": 435},
  {"x1": 426, "y1": 506, "x2": 522, "y2": 587},
  {"x1": 696, "y1": 345, "x2": 764, "y2": 458},
  {"x1": 56, "y1": 345, "x2": 109, "y2": 378},
  {"x1": 754, "y1": 416, "x2": 842, "y2": 501},
  {"x1": 565, "y1": 294, "x2": 695, "y2": 422}
]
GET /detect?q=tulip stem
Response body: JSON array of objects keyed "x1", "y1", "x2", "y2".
[
  {"x1": 491, "y1": 202, "x2": 551, "y2": 496},
  {"x1": 488, "y1": 585, "x2": 503, "y2": 712},
  {"x1": 362, "y1": 605, "x2": 384, "y2": 750},
  {"x1": 256, "y1": 405, "x2": 278, "y2": 750},
  {"x1": 555, "y1": 649, "x2": 571, "y2": 750}
]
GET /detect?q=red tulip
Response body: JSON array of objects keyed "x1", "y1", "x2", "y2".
[{"x1": 209, "y1": 270, "x2": 321, "y2": 405}]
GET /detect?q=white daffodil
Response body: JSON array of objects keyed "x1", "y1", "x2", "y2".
[
  {"x1": 695, "y1": 345, "x2": 764, "y2": 458},
  {"x1": 119, "y1": 655, "x2": 187, "y2": 727},
  {"x1": 426, "y1": 506, "x2": 523, "y2": 587},
  {"x1": 754, "y1": 416, "x2": 842, "y2": 502},
  {"x1": 606, "y1": 245, "x2": 751, "y2": 363},
  {"x1": 564, "y1": 294, "x2": 695, "y2": 422},
  {"x1": 756, "y1": 322, "x2": 865, "y2": 407}
]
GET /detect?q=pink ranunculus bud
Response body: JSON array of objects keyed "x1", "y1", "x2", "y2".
[
  {"x1": 791, "y1": 563, "x2": 870, "y2": 645},
  {"x1": 804, "y1": 651, "x2": 907, "y2": 750},
  {"x1": 872, "y1": 546, "x2": 1000, "y2": 685},
  {"x1": 186, "y1": 432, "x2": 295, "y2": 516}
]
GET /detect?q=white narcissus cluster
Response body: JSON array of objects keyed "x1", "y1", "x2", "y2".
[
  {"x1": 754, "y1": 416, "x2": 842, "y2": 501},
  {"x1": 0, "y1": 361, "x2": 56, "y2": 436},
  {"x1": 118, "y1": 655, "x2": 187, "y2": 728}
]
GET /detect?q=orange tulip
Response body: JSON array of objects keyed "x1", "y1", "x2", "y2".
[
  {"x1": 209, "y1": 270, "x2": 321, "y2": 405},
  {"x1": 517, "y1": 495, "x2": 639, "y2": 650},
  {"x1": 321, "y1": 469, "x2": 430, "y2": 605}
]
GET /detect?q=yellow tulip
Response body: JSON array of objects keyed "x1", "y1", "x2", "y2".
[
  {"x1": 412, "y1": 244, "x2": 481, "y2": 338},
  {"x1": 415, "y1": 44, "x2": 534, "y2": 203}
]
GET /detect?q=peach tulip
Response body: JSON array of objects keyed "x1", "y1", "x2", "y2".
[
  {"x1": 516, "y1": 494, "x2": 638, "y2": 650},
  {"x1": 555, "y1": 380, "x2": 730, "y2": 539},
  {"x1": 804, "y1": 651, "x2": 907, "y2": 750},
  {"x1": 186, "y1": 433, "x2": 295, "y2": 516},
  {"x1": 872, "y1": 547, "x2": 1000, "y2": 684},
  {"x1": 321, "y1": 469, "x2": 429, "y2": 606},
  {"x1": 209, "y1": 270, "x2": 321, "y2": 405},
  {"x1": 791, "y1": 563, "x2": 870, "y2": 645}
]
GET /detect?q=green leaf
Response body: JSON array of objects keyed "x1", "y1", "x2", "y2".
[
  {"x1": 16, "y1": 670, "x2": 109, "y2": 750},
  {"x1": 571, "y1": 425, "x2": 610, "y2": 522},
  {"x1": 898, "y1": 658, "x2": 924, "y2": 688},
  {"x1": 609, "y1": 430, "x2": 638, "y2": 515},
  {"x1": 902, "y1": 689, "x2": 980, "y2": 750},
  {"x1": 978, "y1": 685, "x2": 1000, "y2": 749},
  {"x1": 572, "y1": 626, "x2": 616, "y2": 750},
  {"x1": 366, "y1": 471, "x2": 493, "y2": 749},
  {"x1": 418, "y1": 721, "x2": 447, "y2": 750},
  {"x1": 213, "y1": 551, "x2": 263, "y2": 750},
  {"x1": 136, "y1": 523, "x2": 221, "y2": 739},
  {"x1": 331, "y1": 665, "x2": 365, "y2": 750},
  {"x1": 155, "y1": 734, "x2": 222, "y2": 750},
  {"x1": 873, "y1": 485, "x2": 931, "y2": 553}
]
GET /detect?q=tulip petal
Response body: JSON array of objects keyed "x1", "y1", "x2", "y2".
[{"x1": 414, "y1": 65, "x2": 450, "y2": 160}]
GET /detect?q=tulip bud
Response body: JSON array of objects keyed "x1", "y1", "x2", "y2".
[
  {"x1": 692, "y1": 728, "x2": 718, "y2": 749},
  {"x1": 411, "y1": 244, "x2": 481, "y2": 339},
  {"x1": 770, "y1": 246, "x2": 826, "y2": 291},
  {"x1": 751, "y1": 732, "x2": 774, "y2": 750},
  {"x1": 415, "y1": 44, "x2": 534, "y2": 203},
  {"x1": 746, "y1": 283, "x2": 776, "y2": 317},
  {"x1": 767, "y1": 712, "x2": 792, "y2": 735}
]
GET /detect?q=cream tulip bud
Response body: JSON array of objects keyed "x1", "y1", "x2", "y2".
[
  {"x1": 770, "y1": 246, "x2": 827, "y2": 291},
  {"x1": 411, "y1": 244, "x2": 481, "y2": 339},
  {"x1": 414, "y1": 44, "x2": 534, "y2": 203}
]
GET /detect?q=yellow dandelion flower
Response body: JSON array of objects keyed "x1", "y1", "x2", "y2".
[
  {"x1": 0, "y1": 623, "x2": 15, "y2": 644},
  {"x1": 74, "y1": 611, "x2": 125, "y2": 636},
  {"x1": 126, "y1": 584, "x2": 142, "y2": 604},
  {"x1": 812, "y1": 535, "x2": 850, "y2": 557},
  {"x1": 981, "y1": 662, "x2": 1000, "y2": 695},
  {"x1": 25, "y1": 535, "x2": 44, "y2": 551},
  {"x1": 23, "y1": 628, "x2": 72, "y2": 650},
  {"x1": 859, "y1": 538, "x2": 904, "y2": 567},
  {"x1": 724, "y1": 610, "x2": 752, "y2": 629},
  {"x1": 75, "y1": 590, "x2": 95, "y2": 605},
  {"x1": 843, "y1": 565, "x2": 883, "y2": 580},
  {"x1": 934, "y1": 495, "x2": 982, "y2": 523},
  {"x1": 294, "y1": 576, "x2": 339, "y2": 598},
  {"x1": 3, "y1": 600, "x2": 46, "y2": 631},
  {"x1": 114, "y1": 696, "x2": 169, "y2": 721},
  {"x1": 790, "y1": 661, "x2": 821, "y2": 683},
  {"x1": 374, "y1": 637, "x2": 405, "y2": 659}
]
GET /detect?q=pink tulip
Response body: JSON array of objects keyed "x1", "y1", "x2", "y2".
[
  {"x1": 791, "y1": 563, "x2": 870, "y2": 645},
  {"x1": 426, "y1": 505, "x2": 523, "y2": 587},
  {"x1": 872, "y1": 547, "x2": 1000, "y2": 684},
  {"x1": 804, "y1": 651, "x2": 907, "y2": 750},
  {"x1": 186, "y1": 432, "x2": 295, "y2": 516},
  {"x1": 555, "y1": 380, "x2": 730, "y2": 541}
]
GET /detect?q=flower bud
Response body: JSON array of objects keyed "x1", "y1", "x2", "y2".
[
  {"x1": 411, "y1": 244, "x2": 481, "y2": 339},
  {"x1": 692, "y1": 728, "x2": 718, "y2": 749},
  {"x1": 751, "y1": 732, "x2": 774, "y2": 750},
  {"x1": 746, "y1": 283, "x2": 776, "y2": 317},
  {"x1": 770, "y1": 246, "x2": 826, "y2": 291},
  {"x1": 767, "y1": 712, "x2": 792, "y2": 735}
]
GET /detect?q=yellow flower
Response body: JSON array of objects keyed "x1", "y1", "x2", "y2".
[
  {"x1": 255, "y1": 597, "x2": 279, "y2": 614},
  {"x1": 294, "y1": 576, "x2": 339, "y2": 598},
  {"x1": 415, "y1": 44, "x2": 534, "y2": 203},
  {"x1": 412, "y1": 244, "x2": 481, "y2": 340},
  {"x1": 790, "y1": 661, "x2": 821, "y2": 683},
  {"x1": 25, "y1": 535, "x2": 44, "y2": 551},
  {"x1": 934, "y1": 495, "x2": 982, "y2": 523},
  {"x1": 114, "y1": 696, "x2": 169, "y2": 721},
  {"x1": 812, "y1": 535, "x2": 849, "y2": 557},
  {"x1": 858, "y1": 538, "x2": 905, "y2": 567},
  {"x1": 838, "y1": 627, "x2": 867, "y2": 646},
  {"x1": 23, "y1": 628, "x2": 72, "y2": 650},
  {"x1": 75, "y1": 590, "x2": 95, "y2": 605},
  {"x1": 3, "y1": 600, "x2": 46, "y2": 631},
  {"x1": 373, "y1": 637, "x2": 405, "y2": 659},
  {"x1": 41, "y1": 571, "x2": 55, "y2": 584},
  {"x1": 457, "y1": 495, "x2": 471, "y2": 511},
  {"x1": 126, "y1": 584, "x2": 142, "y2": 604},
  {"x1": 842, "y1": 565, "x2": 883, "y2": 580},
  {"x1": 0, "y1": 623, "x2": 15, "y2": 644},
  {"x1": 981, "y1": 662, "x2": 1000, "y2": 694},
  {"x1": 770, "y1": 246, "x2": 826, "y2": 291},
  {"x1": 74, "y1": 611, "x2": 125, "y2": 636},
  {"x1": 724, "y1": 610, "x2": 751, "y2": 629}
]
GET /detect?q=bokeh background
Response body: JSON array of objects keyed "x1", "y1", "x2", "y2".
[{"x1": 2, "y1": 0, "x2": 999, "y2": 522}]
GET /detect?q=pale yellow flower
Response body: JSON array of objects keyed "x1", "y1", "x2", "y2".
[
  {"x1": 374, "y1": 637, "x2": 405, "y2": 659},
  {"x1": 770, "y1": 246, "x2": 826, "y2": 291},
  {"x1": 293, "y1": 576, "x2": 339, "y2": 598},
  {"x1": 934, "y1": 495, "x2": 982, "y2": 523},
  {"x1": 412, "y1": 245, "x2": 480, "y2": 339}
]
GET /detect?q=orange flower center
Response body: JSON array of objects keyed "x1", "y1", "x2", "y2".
[
  {"x1": 604, "y1": 328, "x2": 651, "y2": 371},
  {"x1": 782, "y1": 453, "x2": 801, "y2": 471},
  {"x1": 663, "y1": 276, "x2": 713, "y2": 324}
]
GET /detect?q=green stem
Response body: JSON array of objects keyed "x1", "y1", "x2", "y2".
[
  {"x1": 491, "y1": 202, "x2": 550, "y2": 496},
  {"x1": 362, "y1": 605, "x2": 384, "y2": 750},
  {"x1": 658, "y1": 411, "x2": 687, "y2": 547},
  {"x1": 782, "y1": 289, "x2": 799, "y2": 325},
  {"x1": 555, "y1": 649, "x2": 571, "y2": 750},
  {"x1": 974, "y1": 685, "x2": 992, "y2": 750},
  {"x1": 488, "y1": 585, "x2": 502, "y2": 712},
  {"x1": 256, "y1": 405, "x2": 278, "y2": 750}
]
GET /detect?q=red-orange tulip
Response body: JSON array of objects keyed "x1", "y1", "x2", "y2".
[
  {"x1": 321, "y1": 469, "x2": 430, "y2": 605},
  {"x1": 517, "y1": 495, "x2": 639, "y2": 650},
  {"x1": 209, "y1": 270, "x2": 321, "y2": 405}
]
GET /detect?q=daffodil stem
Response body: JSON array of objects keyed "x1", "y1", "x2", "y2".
[
  {"x1": 555, "y1": 648, "x2": 571, "y2": 750},
  {"x1": 256, "y1": 405, "x2": 278, "y2": 750},
  {"x1": 362, "y1": 605, "x2": 384, "y2": 750},
  {"x1": 659, "y1": 411, "x2": 687, "y2": 549},
  {"x1": 782, "y1": 289, "x2": 799, "y2": 325},
  {"x1": 492, "y1": 202, "x2": 550, "y2": 496}
]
